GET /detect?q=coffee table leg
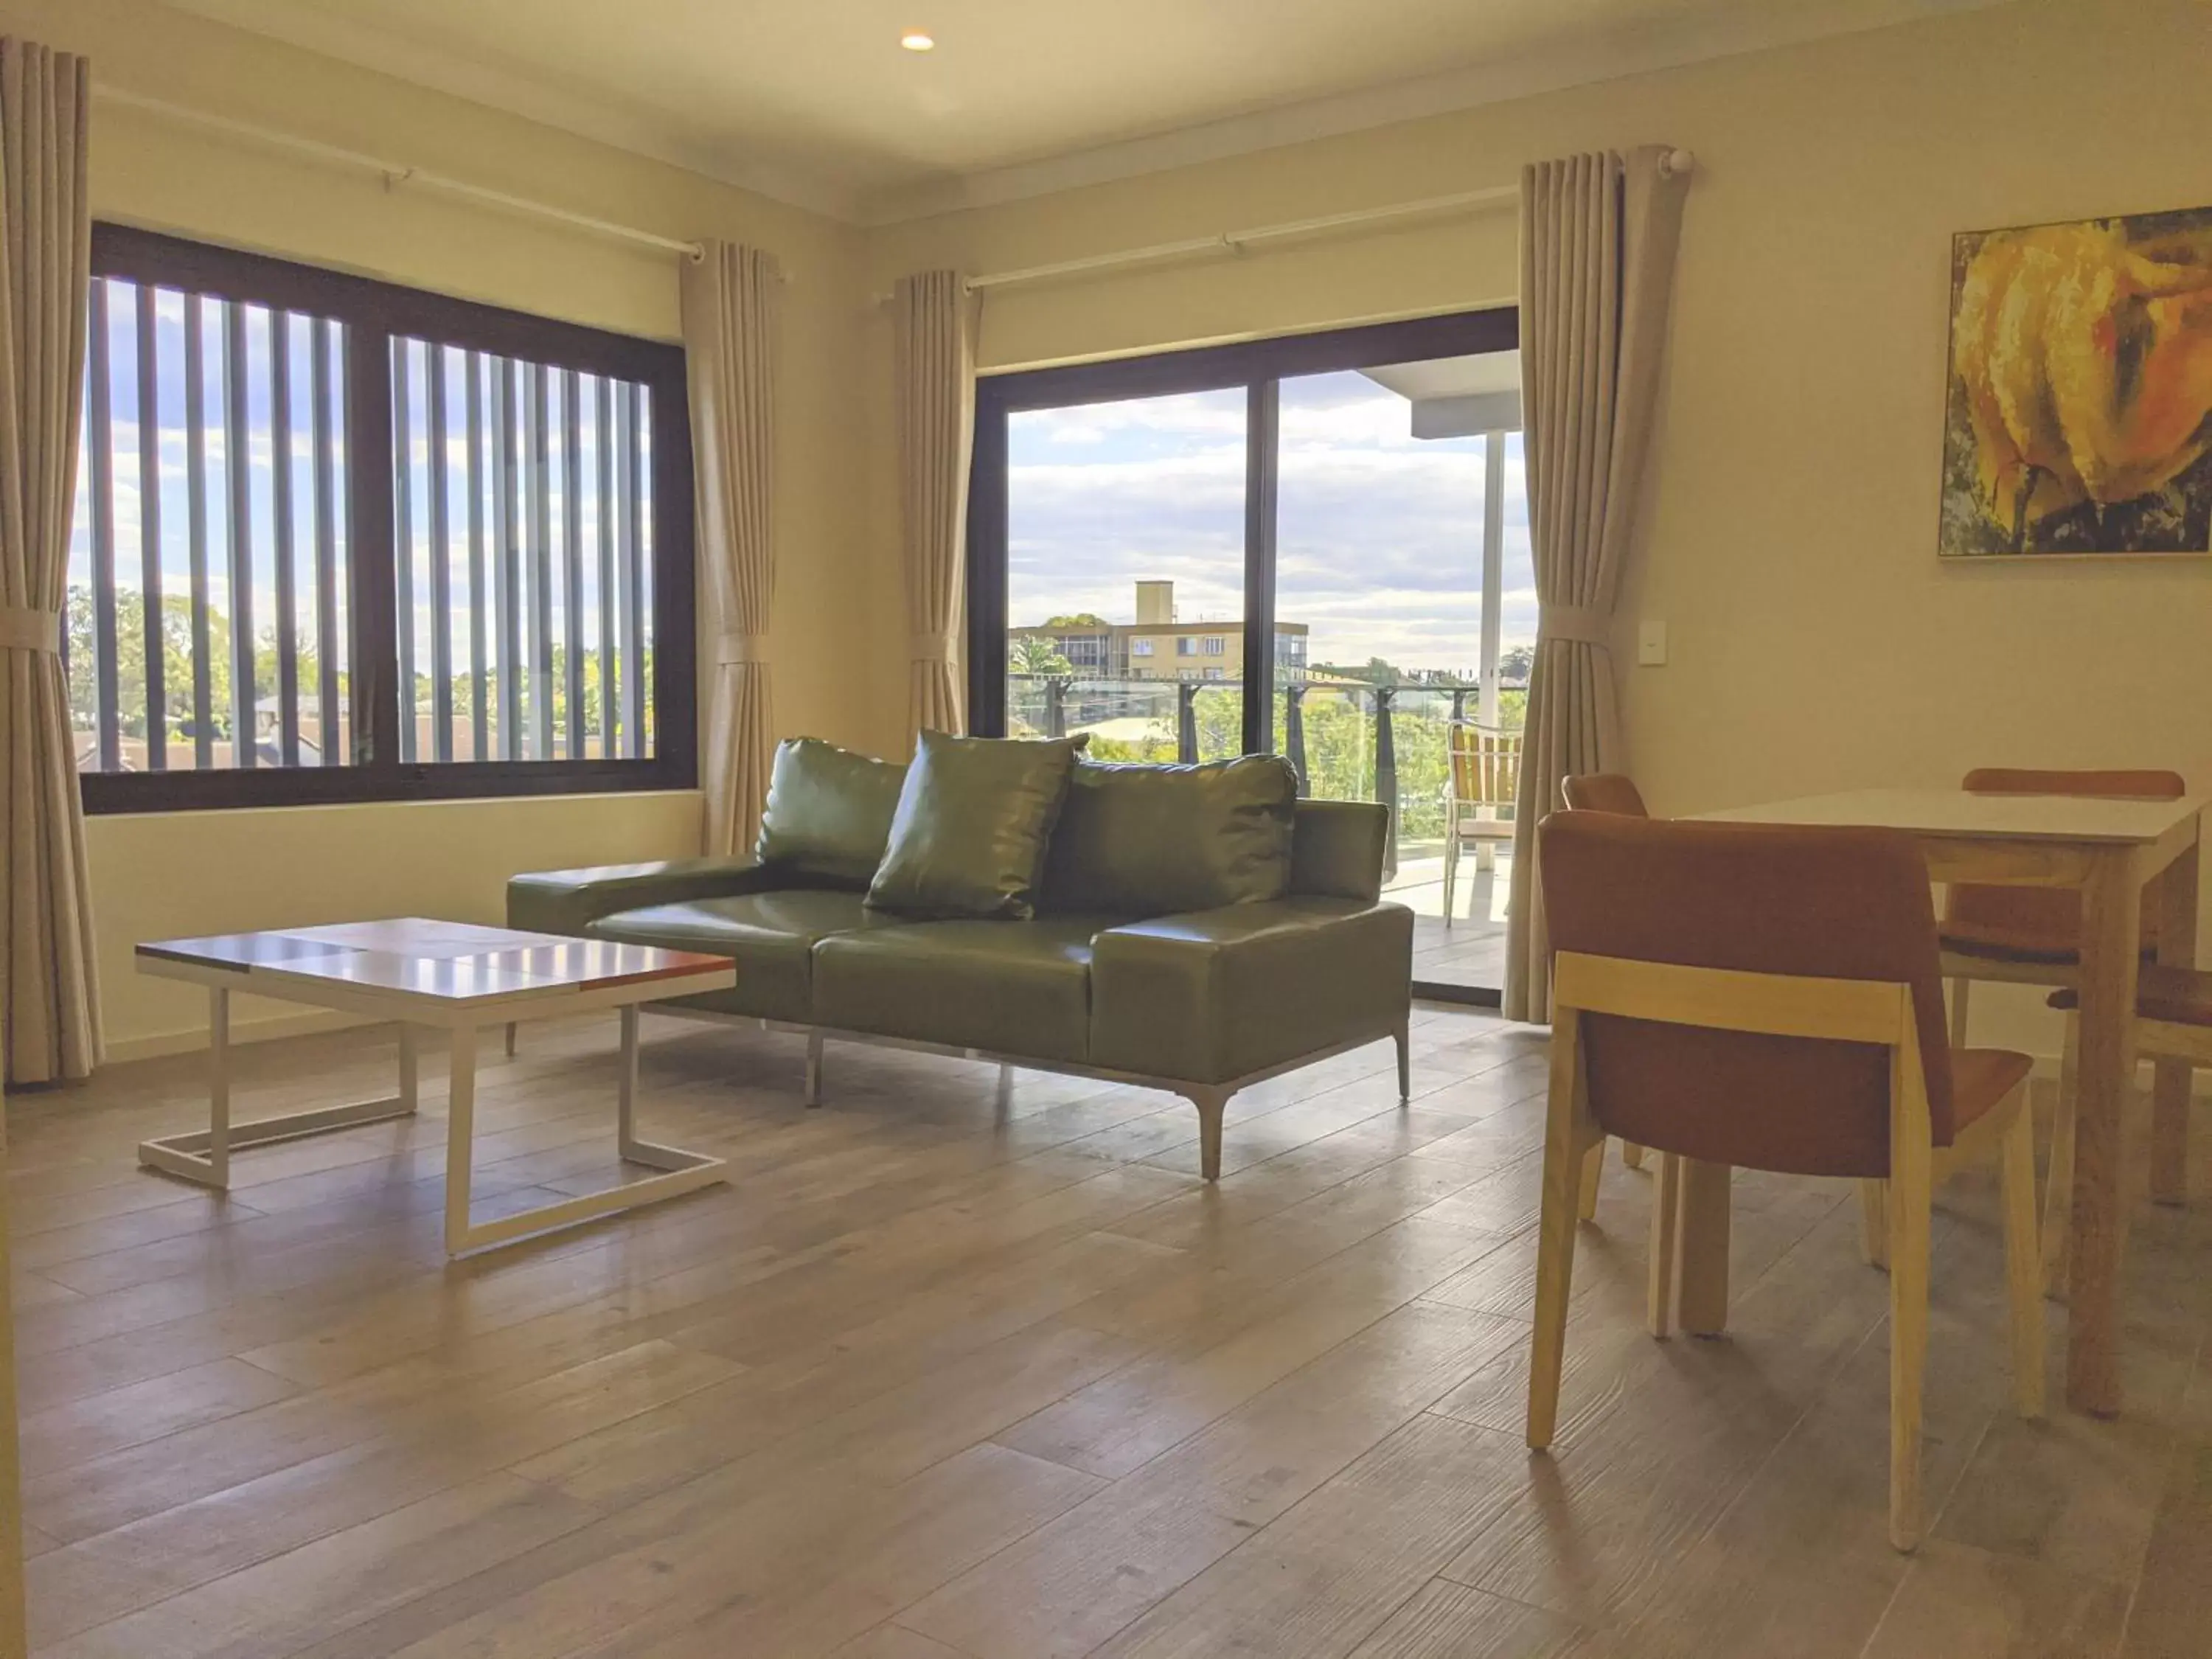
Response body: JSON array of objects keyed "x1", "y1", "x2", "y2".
[
  {"x1": 443, "y1": 1008, "x2": 727, "y2": 1257},
  {"x1": 208, "y1": 987, "x2": 232, "y2": 1189},
  {"x1": 444, "y1": 1023, "x2": 479, "y2": 1256}
]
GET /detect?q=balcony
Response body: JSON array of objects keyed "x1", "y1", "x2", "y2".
[{"x1": 1009, "y1": 673, "x2": 1523, "y2": 996}]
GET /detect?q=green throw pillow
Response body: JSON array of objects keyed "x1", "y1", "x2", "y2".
[
  {"x1": 755, "y1": 737, "x2": 908, "y2": 886},
  {"x1": 1043, "y1": 755, "x2": 1296, "y2": 916},
  {"x1": 866, "y1": 731, "x2": 1086, "y2": 919}
]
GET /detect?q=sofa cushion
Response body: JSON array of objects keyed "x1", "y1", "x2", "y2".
[
  {"x1": 866, "y1": 731, "x2": 1085, "y2": 920},
  {"x1": 587, "y1": 889, "x2": 880, "y2": 1025},
  {"x1": 1043, "y1": 755, "x2": 1295, "y2": 917},
  {"x1": 755, "y1": 737, "x2": 908, "y2": 888},
  {"x1": 812, "y1": 915, "x2": 1120, "y2": 1063}
]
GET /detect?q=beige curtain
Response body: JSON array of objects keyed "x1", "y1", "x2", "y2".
[
  {"x1": 893, "y1": 271, "x2": 975, "y2": 745},
  {"x1": 1504, "y1": 147, "x2": 1689, "y2": 1022},
  {"x1": 0, "y1": 40, "x2": 97, "y2": 1085},
  {"x1": 681, "y1": 243, "x2": 779, "y2": 855}
]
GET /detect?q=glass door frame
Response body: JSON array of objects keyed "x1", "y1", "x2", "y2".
[{"x1": 964, "y1": 307, "x2": 1519, "y2": 746}]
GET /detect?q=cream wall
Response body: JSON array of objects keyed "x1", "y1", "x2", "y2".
[
  {"x1": 4, "y1": 0, "x2": 905, "y2": 1055},
  {"x1": 863, "y1": 0, "x2": 2212, "y2": 1054}
]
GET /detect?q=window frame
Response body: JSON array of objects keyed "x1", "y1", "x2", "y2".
[
  {"x1": 964, "y1": 309, "x2": 1518, "y2": 749},
  {"x1": 77, "y1": 224, "x2": 698, "y2": 814}
]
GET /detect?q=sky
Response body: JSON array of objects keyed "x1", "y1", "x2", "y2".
[{"x1": 1008, "y1": 366, "x2": 1536, "y2": 677}]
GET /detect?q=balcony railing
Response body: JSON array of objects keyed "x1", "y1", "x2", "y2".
[{"x1": 1008, "y1": 673, "x2": 1528, "y2": 879}]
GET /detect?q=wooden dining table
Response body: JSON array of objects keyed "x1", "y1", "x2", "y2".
[{"x1": 1686, "y1": 787, "x2": 2208, "y2": 1417}]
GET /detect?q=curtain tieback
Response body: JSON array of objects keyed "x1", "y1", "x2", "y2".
[
  {"x1": 1537, "y1": 604, "x2": 1611, "y2": 647},
  {"x1": 0, "y1": 606, "x2": 60, "y2": 653},
  {"x1": 717, "y1": 633, "x2": 771, "y2": 667},
  {"x1": 909, "y1": 631, "x2": 953, "y2": 661}
]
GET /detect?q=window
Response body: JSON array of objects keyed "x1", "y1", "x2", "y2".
[
  {"x1": 67, "y1": 226, "x2": 695, "y2": 811},
  {"x1": 968, "y1": 310, "x2": 1523, "y2": 1001},
  {"x1": 1131, "y1": 639, "x2": 1154, "y2": 655}
]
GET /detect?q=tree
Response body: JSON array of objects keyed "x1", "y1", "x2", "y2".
[
  {"x1": 1040, "y1": 612, "x2": 1109, "y2": 629},
  {"x1": 1009, "y1": 636, "x2": 1074, "y2": 676}
]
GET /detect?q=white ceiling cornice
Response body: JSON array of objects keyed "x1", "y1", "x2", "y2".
[
  {"x1": 858, "y1": 0, "x2": 2014, "y2": 225},
  {"x1": 163, "y1": 0, "x2": 867, "y2": 221},
  {"x1": 165, "y1": 0, "x2": 2014, "y2": 230}
]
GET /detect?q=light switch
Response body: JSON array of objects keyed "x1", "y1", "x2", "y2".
[{"x1": 1636, "y1": 619, "x2": 1668, "y2": 666}]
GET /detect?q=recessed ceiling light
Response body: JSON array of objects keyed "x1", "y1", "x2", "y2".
[{"x1": 900, "y1": 30, "x2": 935, "y2": 52}]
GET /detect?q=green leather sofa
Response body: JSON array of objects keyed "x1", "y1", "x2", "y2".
[{"x1": 507, "y1": 747, "x2": 1413, "y2": 1180}]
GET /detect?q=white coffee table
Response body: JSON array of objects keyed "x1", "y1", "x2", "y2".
[{"x1": 135, "y1": 918, "x2": 737, "y2": 1255}]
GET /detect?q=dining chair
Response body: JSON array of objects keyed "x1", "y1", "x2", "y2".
[
  {"x1": 1560, "y1": 772, "x2": 1649, "y2": 817},
  {"x1": 1559, "y1": 771, "x2": 1655, "y2": 1198},
  {"x1": 1441, "y1": 723, "x2": 1521, "y2": 925},
  {"x1": 1528, "y1": 811, "x2": 2045, "y2": 1552},
  {"x1": 2042, "y1": 964, "x2": 2210, "y2": 1291},
  {"x1": 1942, "y1": 768, "x2": 2185, "y2": 1046},
  {"x1": 1942, "y1": 767, "x2": 2187, "y2": 1284}
]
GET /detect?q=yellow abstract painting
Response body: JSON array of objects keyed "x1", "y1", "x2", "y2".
[{"x1": 1940, "y1": 206, "x2": 2212, "y2": 555}]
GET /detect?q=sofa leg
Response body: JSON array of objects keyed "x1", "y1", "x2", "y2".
[
  {"x1": 1188, "y1": 1088, "x2": 1230, "y2": 1182},
  {"x1": 804, "y1": 1030, "x2": 824, "y2": 1107},
  {"x1": 1394, "y1": 1020, "x2": 1411, "y2": 1105},
  {"x1": 996, "y1": 1062, "x2": 1014, "y2": 1117}
]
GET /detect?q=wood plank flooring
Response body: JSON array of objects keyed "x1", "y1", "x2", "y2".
[{"x1": 6, "y1": 1005, "x2": 2208, "y2": 1658}]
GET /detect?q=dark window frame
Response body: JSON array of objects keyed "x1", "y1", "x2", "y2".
[
  {"x1": 77, "y1": 223, "x2": 697, "y2": 813},
  {"x1": 965, "y1": 309, "x2": 1517, "y2": 746}
]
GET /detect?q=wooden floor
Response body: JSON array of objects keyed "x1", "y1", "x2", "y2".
[{"x1": 7, "y1": 1005, "x2": 2209, "y2": 1658}]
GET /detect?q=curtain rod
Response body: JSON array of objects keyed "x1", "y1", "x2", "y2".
[
  {"x1": 94, "y1": 85, "x2": 712, "y2": 264},
  {"x1": 947, "y1": 150, "x2": 1693, "y2": 298}
]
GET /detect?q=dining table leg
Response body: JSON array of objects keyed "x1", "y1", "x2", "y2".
[
  {"x1": 1676, "y1": 1158, "x2": 1733, "y2": 1335},
  {"x1": 2067, "y1": 846, "x2": 2143, "y2": 1416},
  {"x1": 2150, "y1": 832, "x2": 2199, "y2": 1206}
]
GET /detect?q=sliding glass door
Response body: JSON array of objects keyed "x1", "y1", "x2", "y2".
[{"x1": 967, "y1": 311, "x2": 1523, "y2": 1001}]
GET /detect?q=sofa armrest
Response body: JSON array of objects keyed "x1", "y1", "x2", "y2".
[
  {"x1": 507, "y1": 856, "x2": 790, "y2": 936},
  {"x1": 1289, "y1": 800, "x2": 1388, "y2": 901},
  {"x1": 1088, "y1": 897, "x2": 1412, "y2": 1085}
]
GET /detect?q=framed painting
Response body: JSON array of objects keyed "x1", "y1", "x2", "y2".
[{"x1": 1939, "y1": 204, "x2": 2212, "y2": 557}]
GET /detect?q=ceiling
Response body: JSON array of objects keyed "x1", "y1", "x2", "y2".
[{"x1": 163, "y1": 0, "x2": 2001, "y2": 222}]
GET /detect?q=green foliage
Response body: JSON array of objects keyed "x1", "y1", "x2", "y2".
[
  {"x1": 1040, "y1": 612, "x2": 1110, "y2": 629},
  {"x1": 1008, "y1": 636, "x2": 1074, "y2": 676}
]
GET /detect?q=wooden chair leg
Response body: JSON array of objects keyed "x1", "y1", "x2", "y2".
[
  {"x1": 1948, "y1": 976, "x2": 1970, "y2": 1048},
  {"x1": 2149, "y1": 1045, "x2": 2193, "y2": 1208},
  {"x1": 1529, "y1": 1007, "x2": 1596, "y2": 1451},
  {"x1": 1648, "y1": 1152, "x2": 1682, "y2": 1338},
  {"x1": 1577, "y1": 1141, "x2": 1604, "y2": 1220},
  {"x1": 1441, "y1": 824, "x2": 1459, "y2": 926},
  {"x1": 1887, "y1": 1140, "x2": 1933, "y2": 1553},
  {"x1": 1859, "y1": 1180, "x2": 1890, "y2": 1270},
  {"x1": 1998, "y1": 1093, "x2": 2048, "y2": 1419},
  {"x1": 2042, "y1": 1012, "x2": 2078, "y2": 1299},
  {"x1": 1621, "y1": 1141, "x2": 1646, "y2": 1169}
]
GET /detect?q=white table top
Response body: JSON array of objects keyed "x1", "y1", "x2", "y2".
[
  {"x1": 137, "y1": 918, "x2": 734, "y2": 1009},
  {"x1": 1694, "y1": 789, "x2": 2209, "y2": 846}
]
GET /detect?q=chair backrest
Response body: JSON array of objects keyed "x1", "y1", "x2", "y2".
[
  {"x1": 1540, "y1": 811, "x2": 1954, "y2": 1178},
  {"x1": 1450, "y1": 723, "x2": 1520, "y2": 808},
  {"x1": 1561, "y1": 773, "x2": 1649, "y2": 817},
  {"x1": 1946, "y1": 768, "x2": 2186, "y2": 954}
]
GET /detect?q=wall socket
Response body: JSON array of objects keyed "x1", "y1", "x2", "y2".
[{"x1": 1636, "y1": 619, "x2": 1669, "y2": 666}]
